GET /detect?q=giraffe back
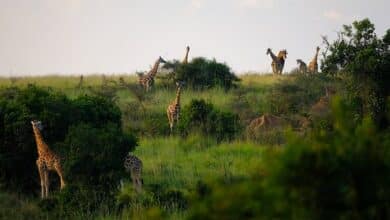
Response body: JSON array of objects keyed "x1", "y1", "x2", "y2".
[{"x1": 124, "y1": 154, "x2": 143, "y2": 176}]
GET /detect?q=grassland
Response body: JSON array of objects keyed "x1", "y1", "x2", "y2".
[{"x1": 0, "y1": 73, "x2": 293, "y2": 219}]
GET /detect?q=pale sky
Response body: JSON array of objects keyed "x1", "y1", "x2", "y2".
[{"x1": 0, "y1": 0, "x2": 389, "y2": 76}]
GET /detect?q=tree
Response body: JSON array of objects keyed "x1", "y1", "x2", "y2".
[{"x1": 321, "y1": 18, "x2": 390, "y2": 127}]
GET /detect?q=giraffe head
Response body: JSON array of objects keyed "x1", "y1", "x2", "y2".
[
  {"x1": 31, "y1": 120, "x2": 44, "y2": 130},
  {"x1": 186, "y1": 46, "x2": 190, "y2": 51},
  {"x1": 316, "y1": 46, "x2": 320, "y2": 52},
  {"x1": 296, "y1": 59, "x2": 303, "y2": 64},
  {"x1": 266, "y1": 48, "x2": 272, "y2": 55},
  {"x1": 176, "y1": 81, "x2": 185, "y2": 89},
  {"x1": 278, "y1": 50, "x2": 288, "y2": 59},
  {"x1": 158, "y1": 56, "x2": 167, "y2": 64}
]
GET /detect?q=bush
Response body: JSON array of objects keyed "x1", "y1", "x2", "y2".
[
  {"x1": 171, "y1": 57, "x2": 239, "y2": 90},
  {"x1": 0, "y1": 85, "x2": 71, "y2": 193},
  {"x1": 0, "y1": 85, "x2": 138, "y2": 217},
  {"x1": 178, "y1": 99, "x2": 240, "y2": 142}
]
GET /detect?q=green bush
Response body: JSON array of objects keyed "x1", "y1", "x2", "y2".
[
  {"x1": 169, "y1": 57, "x2": 239, "y2": 90},
  {"x1": 0, "y1": 85, "x2": 138, "y2": 217},
  {"x1": 178, "y1": 99, "x2": 240, "y2": 142},
  {"x1": 0, "y1": 85, "x2": 71, "y2": 193}
]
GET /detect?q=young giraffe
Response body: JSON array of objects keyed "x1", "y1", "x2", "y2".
[
  {"x1": 296, "y1": 59, "x2": 307, "y2": 74},
  {"x1": 139, "y1": 56, "x2": 167, "y2": 91},
  {"x1": 167, "y1": 82, "x2": 184, "y2": 133},
  {"x1": 308, "y1": 46, "x2": 320, "y2": 73},
  {"x1": 124, "y1": 153, "x2": 143, "y2": 193},
  {"x1": 182, "y1": 46, "x2": 190, "y2": 64},
  {"x1": 31, "y1": 120, "x2": 65, "y2": 199},
  {"x1": 266, "y1": 48, "x2": 287, "y2": 74}
]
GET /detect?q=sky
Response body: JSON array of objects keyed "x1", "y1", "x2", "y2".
[{"x1": 0, "y1": 0, "x2": 389, "y2": 76}]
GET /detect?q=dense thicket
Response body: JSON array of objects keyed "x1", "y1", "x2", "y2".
[
  {"x1": 321, "y1": 18, "x2": 390, "y2": 127},
  {"x1": 0, "y1": 85, "x2": 137, "y2": 214}
]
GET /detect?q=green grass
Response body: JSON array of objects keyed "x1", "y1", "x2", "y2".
[
  {"x1": 116, "y1": 135, "x2": 265, "y2": 219},
  {"x1": 0, "y1": 73, "x2": 287, "y2": 219}
]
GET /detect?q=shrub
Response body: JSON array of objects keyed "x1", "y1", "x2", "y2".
[
  {"x1": 170, "y1": 57, "x2": 239, "y2": 90},
  {"x1": 178, "y1": 99, "x2": 240, "y2": 142},
  {"x1": 0, "y1": 86, "x2": 71, "y2": 193}
]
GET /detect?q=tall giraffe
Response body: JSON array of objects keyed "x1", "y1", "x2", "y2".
[
  {"x1": 296, "y1": 59, "x2": 307, "y2": 73},
  {"x1": 266, "y1": 48, "x2": 287, "y2": 74},
  {"x1": 167, "y1": 82, "x2": 184, "y2": 133},
  {"x1": 139, "y1": 56, "x2": 167, "y2": 91},
  {"x1": 124, "y1": 153, "x2": 143, "y2": 193},
  {"x1": 182, "y1": 46, "x2": 190, "y2": 64},
  {"x1": 31, "y1": 120, "x2": 65, "y2": 198},
  {"x1": 308, "y1": 46, "x2": 320, "y2": 73}
]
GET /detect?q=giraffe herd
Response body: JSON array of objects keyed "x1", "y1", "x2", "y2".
[{"x1": 31, "y1": 45, "x2": 321, "y2": 198}]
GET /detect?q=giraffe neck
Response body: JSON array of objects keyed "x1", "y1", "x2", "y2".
[
  {"x1": 174, "y1": 87, "x2": 181, "y2": 106},
  {"x1": 148, "y1": 59, "x2": 161, "y2": 77},
  {"x1": 268, "y1": 50, "x2": 278, "y2": 62},
  {"x1": 32, "y1": 126, "x2": 50, "y2": 156},
  {"x1": 312, "y1": 50, "x2": 319, "y2": 63},
  {"x1": 182, "y1": 49, "x2": 190, "y2": 64}
]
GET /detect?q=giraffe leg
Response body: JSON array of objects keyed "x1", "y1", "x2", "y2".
[
  {"x1": 135, "y1": 178, "x2": 142, "y2": 193},
  {"x1": 54, "y1": 163, "x2": 66, "y2": 189},
  {"x1": 36, "y1": 161, "x2": 45, "y2": 199},
  {"x1": 44, "y1": 170, "x2": 49, "y2": 198},
  {"x1": 130, "y1": 172, "x2": 137, "y2": 192},
  {"x1": 167, "y1": 111, "x2": 173, "y2": 134}
]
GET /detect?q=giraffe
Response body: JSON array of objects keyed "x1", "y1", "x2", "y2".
[
  {"x1": 308, "y1": 46, "x2": 320, "y2": 73},
  {"x1": 296, "y1": 59, "x2": 307, "y2": 74},
  {"x1": 139, "y1": 56, "x2": 167, "y2": 91},
  {"x1": 124, "y1": 153, "x2": 143, "y2": 193},
  {"x1": 266, "y1": 48, "x2": 287, "y2": 75},
  {"x1": 182, "y1": 46, "x2": 190, "y2": 64},
  {"x1": 167, "y1": 81, "x2": 184, "y2": 133},
  {"x1": 31, "y1": 120, "x2": 65, "y2": 198}
]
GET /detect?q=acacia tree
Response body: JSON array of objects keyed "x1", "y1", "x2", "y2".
[{"x1": 321, "y1": 18, "x2": 390, "y2": 128}]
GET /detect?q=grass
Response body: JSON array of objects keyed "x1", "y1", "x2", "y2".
[
  {"x1": 116, "y1": 135, "x2": 265, "y2": 219},
  {"x1": 0, "y1": 73, "x2": 288, "y2": 219}
]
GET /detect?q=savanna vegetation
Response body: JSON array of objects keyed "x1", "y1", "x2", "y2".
[{"x1": 0, "y1": 19, "x2": 389, "y2": 219}]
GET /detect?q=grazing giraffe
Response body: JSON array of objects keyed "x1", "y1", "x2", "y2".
[
  {"x1": 296, "y1": 59, "x2": 307, "y2": 73},
  {"x1": 167, "y1": 82, "x2": 184, "y2": 133},
  {"x1": 182, "y1": 46, "x2": 190, "y2": 64},
  {"x1": 31, "y1": 120, "x2": 65, "y2": 198},
  {"x1": 124, "y1": 153, "x2": 143, "y2": 193},
  {"x1": 139, "y1": 56, "x2": 167, "y2": 91},
  {"x1": 308, "y1": 46, "x2": 320, "y2": 73},
  {"x1": 266, "y1": 48, "x2": 287, "y2": 74}
]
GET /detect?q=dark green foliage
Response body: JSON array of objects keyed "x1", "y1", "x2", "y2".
[
  {"x1": 59, "y1": 123, "x2": 136, "y2": 187},
  {"x1": 188, "y1": 98, "x2": 390, "y2": 219},
  {"x1": 71, "y1": 95, "x2": 122, "y2": 128},
  {"x1": 0, "y1": 85, "x2": 71, "y2": 193},
  {"x1": 321, "y1": 18, "x2": 390, "y2": 127},
  {"x1": 0, "y1": 192, "x2": 43, "y2": 220},
  {"x1": 171, "y1": 57, "x2": 239, "y2": 90},
  {"x1": 0, "y1": 85, "x2": 137, "y2": 217},
  {"x1": 178, "y1": 99, "x2": 240, "y2": 142}
]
